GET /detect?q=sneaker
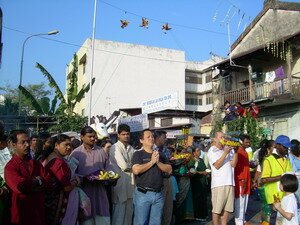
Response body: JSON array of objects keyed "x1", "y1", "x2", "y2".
[{"x1": 195, "y1": 218, "x2": 207, "y2": 222}]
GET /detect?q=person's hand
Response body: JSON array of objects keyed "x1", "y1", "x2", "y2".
[
  {"x1": 252, "y1": 181, "x2": 258, "y2": 189},
  {"x1": 154, "y1": 150, "x2": 160, "y2": 163},
  {"x1": 32, "y1": 176, "x2": 44, "y2": 191},
  {"x1": 273, "y1": 202, "x2": 281, "y2": 211},
  {"x1": 151, "y1": 151, "x2": 159, "y2": 165},
  {"x1": 199, "y1": 171, "x2": 208, "y2": 176},
  {"x1": 224, "y1": 145, "x2": 232, "y2": 154},
  {"x1": 71, "y1": 176, "x2": 81, "y2": 186}
]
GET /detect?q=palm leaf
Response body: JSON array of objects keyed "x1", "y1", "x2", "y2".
[
  {"x1": 19, "y1": 85, "x2": 44, "y2": 114},
  {"x1": 75, "y1": 77, "x2": 96, "y2": 103},
  {"x1": 50, "y1": 96, "x2": 58, "y2": 114},
  {"x1": 39, "y1": 97, "x2": 50, "y2": 114},
  {"x1": 36, "y1": 62, "x2": 66, "y2": 105}
]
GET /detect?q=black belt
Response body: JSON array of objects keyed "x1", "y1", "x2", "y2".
[{"x1": 137, "y1": 185, "x2": 161, "y2": 193}]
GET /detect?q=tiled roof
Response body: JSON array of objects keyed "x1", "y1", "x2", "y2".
[{"x1": 231, "y1": 1, "x2": 300, "y2": 51}]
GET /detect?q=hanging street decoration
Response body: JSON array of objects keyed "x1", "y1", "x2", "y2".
[
  {"x1": 140, "y1": 18, "x2": 149, "y2": 29},
  {"x1": 162, "y1": 23, "x2": 172, "y2": 31},
  {"x1": 120, "y1": 20, "x2": 130, "y2": 29}
]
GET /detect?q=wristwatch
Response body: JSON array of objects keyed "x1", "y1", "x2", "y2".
[{"x1": 36, "y1": 177, "x2": 43, "y2": 186}]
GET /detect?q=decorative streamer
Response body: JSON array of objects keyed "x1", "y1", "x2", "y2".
[
  {"x1": 212, "y1": 10, "x2": 218, "y2": 22},
  {"x1": 237, "y1": 13, "x2": 245, "y2": 30},
  {"x1": 221, "y1": 5, "x2": 233, "y2": 24},
  {"x1": 228, "y1": 6, "x2": 238, "y2": 23}
]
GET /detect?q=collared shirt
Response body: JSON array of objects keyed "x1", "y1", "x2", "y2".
[
  {"x1": 0, "y1": 147, "x2": 12, "y2": 178},
  {"x1": 110, "y1": 141, "x2": 135, "y2": 203}
]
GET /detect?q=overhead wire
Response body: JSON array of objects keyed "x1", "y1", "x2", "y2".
[
  {"x1": 99, "y1": 0, "x2": 233, "y2": 37},
  {"x1": 3, "y1": 25, "x2": 220, "y2": 66},
  {"x1": 92, "y1": 56, "x2": 124, "y2": 108}
]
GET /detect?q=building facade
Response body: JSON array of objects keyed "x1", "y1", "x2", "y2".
[
  {"x1": 211, "y1": 0, "x2": 300, "y2": 139},
  {"x1": 67, "y1": 39, "x2": 220, "y2": 134}
]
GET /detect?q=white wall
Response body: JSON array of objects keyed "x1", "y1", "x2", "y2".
[{"x1": 82, "y1": 39, "x2": 186, "y2": 117}]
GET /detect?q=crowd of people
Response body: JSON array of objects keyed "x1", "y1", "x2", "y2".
[
  {"x1": 222, "y1": 101, "x2": 259, "y2": 121},
  {"x1": 0, "y1": 123, "x2": 300, "y2": 225}
]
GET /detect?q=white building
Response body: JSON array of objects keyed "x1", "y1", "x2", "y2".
[{"x1": 68, "y1": 39, "x2": 220, "y2": 117}]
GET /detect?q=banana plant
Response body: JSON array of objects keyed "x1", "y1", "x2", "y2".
[
  {"x1": 36, "y1": 53, "x2": 95, "y2": 116},
  {"x1": 18, "y1": 85, "x2": 58, "y2": 115}
]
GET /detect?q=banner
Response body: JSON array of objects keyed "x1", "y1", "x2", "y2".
[
  {"x1": 141, "y1": 92, "x2": 178, "y2": 114},
  {"x1": 118, "y1": 114, "x2": 149, "y2": 132}
]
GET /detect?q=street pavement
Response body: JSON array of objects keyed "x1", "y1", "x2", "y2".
[{"x1": 183, "y1": 194, "x2": 261, "y2": 225}]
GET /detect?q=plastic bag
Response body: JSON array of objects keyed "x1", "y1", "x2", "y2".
[{"x1": 78, "y1": 188, "x2": 91, "y2": 217}]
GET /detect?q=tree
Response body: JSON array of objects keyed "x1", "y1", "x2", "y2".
[
  {"x1": 0, "y1": 97, "x2": 18, "y2": 115},
  {"x1": 50, "y1": 114, "x2": 87, "y2": 133},
  {"x1": 211, "y1": 115, "x2": 263, "y2": 149},
  {"x1": 18, "y1": 85, "x2": 58, "y2": 115},
  {"x1": 0, "y1": 83, "x2": 52, "y2": 116},
  {"x1": 36, "y1": 53, "x2": 95, "y2": 116}
]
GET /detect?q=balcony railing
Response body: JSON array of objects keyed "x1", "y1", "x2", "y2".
[{"x1": 221, "y1": 78, "x2": 300, "y2": 104}]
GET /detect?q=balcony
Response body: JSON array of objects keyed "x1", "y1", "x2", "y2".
[{"x1": 221, "y1": 78, "x2": 300, "y2": 104}]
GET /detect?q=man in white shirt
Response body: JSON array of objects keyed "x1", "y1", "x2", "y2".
[
  {"x1": 109, "y1": 124, "x2": 135, "y2": 225},
  {"x1": 207, "y1": 131, "x2": 238, "y2": 225},
  {"x1": 0, "y1": 134, "x2": 11, "y2": 179}
]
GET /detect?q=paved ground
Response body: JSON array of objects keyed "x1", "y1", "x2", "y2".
[{"x1": 182, "y1": 194, "x2": 261, "y2": 225}]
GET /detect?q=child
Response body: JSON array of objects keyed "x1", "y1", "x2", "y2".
[{"x1": 273, "y1": 174, "x2": 299, "y2": 225}]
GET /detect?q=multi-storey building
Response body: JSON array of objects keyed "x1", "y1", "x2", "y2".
[
  {"x1": 211, "y1": 0, "x2": 300, "y2": 139},
  {"x1": 67, "y1": 39, "x2": 221, "y2": 134}
]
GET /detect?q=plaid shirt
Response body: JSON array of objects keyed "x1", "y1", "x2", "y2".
[{"x1": 154, "y1": 145, "x2": 172, "y2": 161}]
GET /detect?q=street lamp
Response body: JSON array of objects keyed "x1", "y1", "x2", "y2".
[{"x1": 18, "y1": 30, "x2": 59, "y2": 116}]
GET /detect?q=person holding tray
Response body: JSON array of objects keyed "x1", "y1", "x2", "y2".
[{"x1": 70, "y1": 126, "x2": 111, "y2": 225}]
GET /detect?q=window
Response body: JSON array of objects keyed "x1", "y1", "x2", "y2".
[
  {"x1": 82, "y1": 62, "x2": 86, "y2": 74},
  {"x1": 186, "y1": 93, "x2": 203, "y2": 106},
  {"x1": 206, "y1": 93, "x2": 213, "y2": 105},
  {"x1": 161, "y1": 117, "x2": 172, "y2": 127},
  {"x1": 185, "y1": 71, "x2": 202, "y2": 84},
  {"x1": 206, "y1": 72, "x2": 212, "y2": 83},
  {"x1": 79, "y1": 54, "x2": 87, "y2": 75},
  {"x1": 81, "y1": 108, "x2": 85, "y2": 116},
  {"x1": 149, "y1": 118, "x2": 155, "y2": 128}
]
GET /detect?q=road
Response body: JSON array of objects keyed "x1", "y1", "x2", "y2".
[{"x1": 183, "y1": 193, "x2": 261, "y2": 225}]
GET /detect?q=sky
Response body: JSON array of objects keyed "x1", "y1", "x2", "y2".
[{"x1": 1, "y1": 0, "x2": 299, "y2": 95}]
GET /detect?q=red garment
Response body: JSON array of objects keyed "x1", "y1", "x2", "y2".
[
  {"x1": 44, "y1": 158, "x2": 71, "y2": 225},
  {"x1": 249, "y1": 105, "x2": 259, "y2": 118},
  {"x1": 234, "y1": 147, "x2": 251, "y2": 198},
  {"x1": 236, "y1": 106, "x2": 245, "y2": 117},
  {"x1": 44, "y1": 157, "x2": 71, "y2": 189},
  {"x1": 4, "y1": 155, "x2": 45, "y2": 225}
]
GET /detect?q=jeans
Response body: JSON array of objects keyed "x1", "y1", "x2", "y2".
[{"x1": 133, "y1": 187, "x2": 164, "y2": 225}]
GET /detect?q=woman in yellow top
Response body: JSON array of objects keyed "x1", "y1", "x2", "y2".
[{"x1": 261, "y1": 135, "x2": 293, "y2": 225}]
